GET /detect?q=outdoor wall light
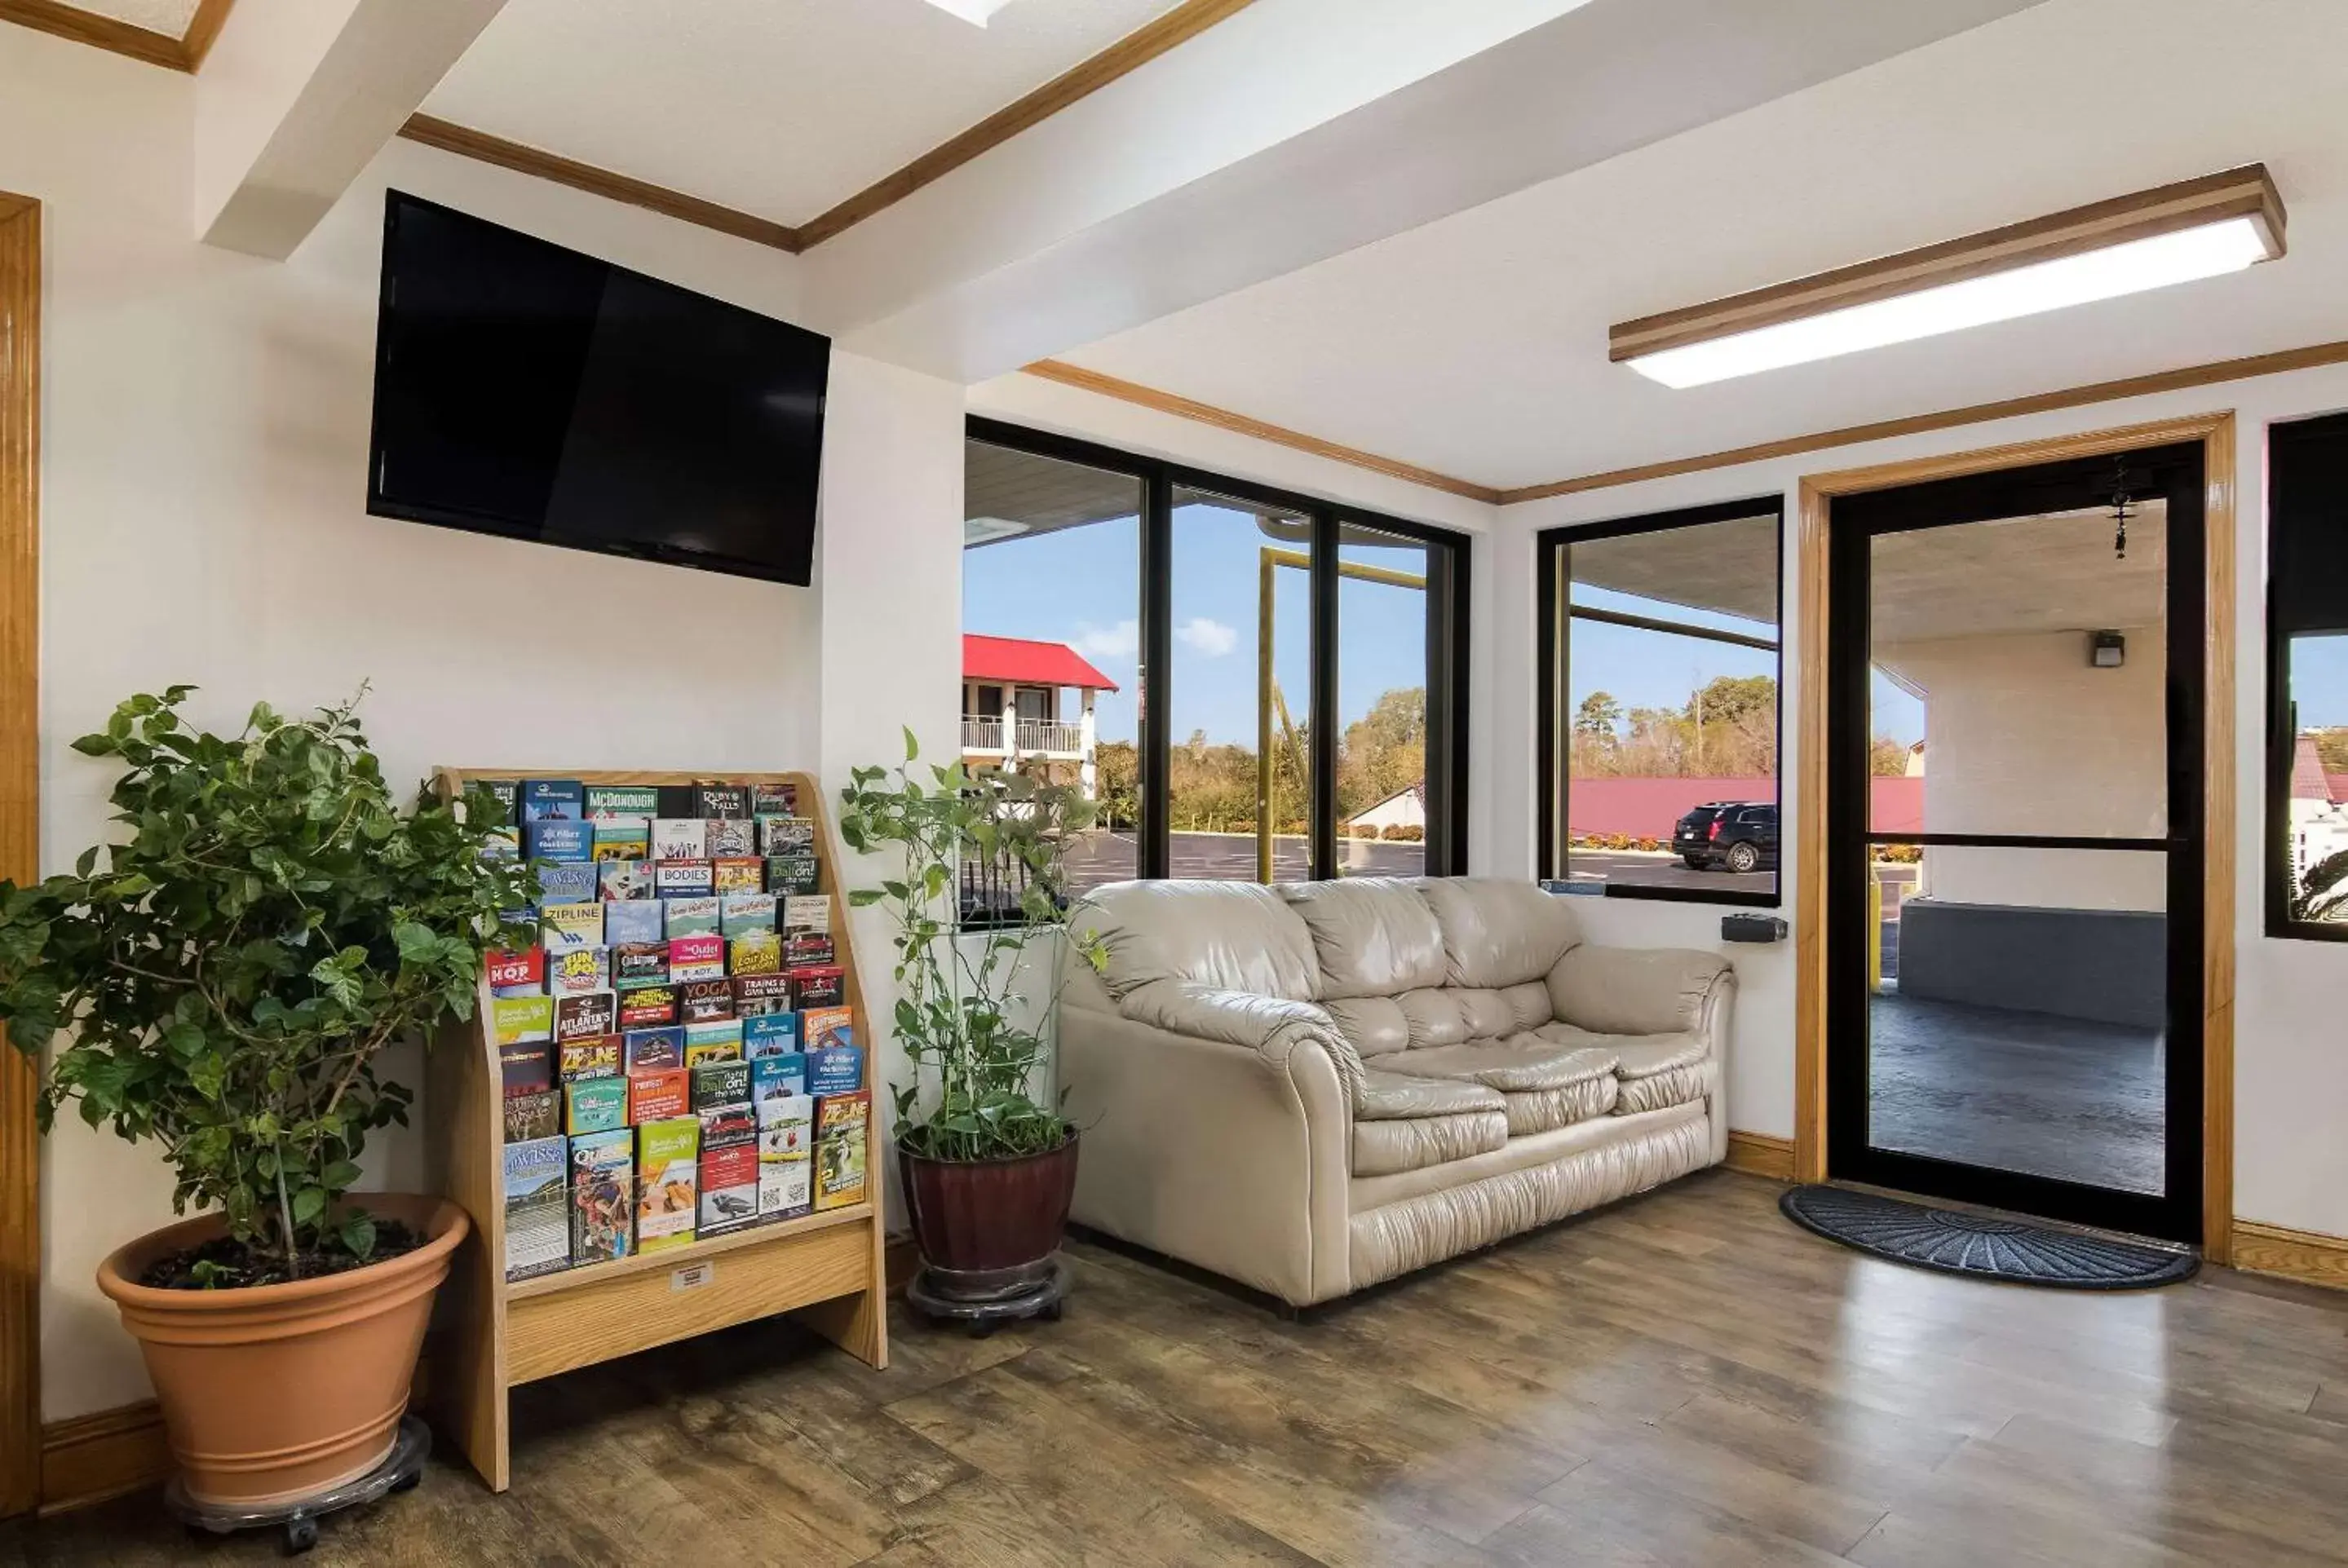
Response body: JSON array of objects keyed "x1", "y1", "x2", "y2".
[
  {"x1": 2090, "y1": 631, "x2": 2127, "y2": 669},
  {"x1": 1612, "y1": 166, "x2": 2284, "y2": 387}
]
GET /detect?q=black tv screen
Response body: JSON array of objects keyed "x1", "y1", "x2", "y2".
[{"x1": 367, "y1": 191, "x2": 829, "y2": 585}]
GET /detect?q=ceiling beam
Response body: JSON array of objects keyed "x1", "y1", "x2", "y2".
[{"x1": 196, "y1": 0, "x2": 507, "y2": 258}]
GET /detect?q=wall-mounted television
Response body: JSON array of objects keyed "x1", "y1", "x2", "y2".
[{"x1": 367, "y1": 191, "x2": 829, "y2": 586}]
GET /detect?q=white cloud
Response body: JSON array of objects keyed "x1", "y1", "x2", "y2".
[
  {"x1": 1073, "y1": 619, "x2": 1140, "y2": 659},
  {"x1": 1176, "y1": 617, "x2": 1239, "y2": 657}
]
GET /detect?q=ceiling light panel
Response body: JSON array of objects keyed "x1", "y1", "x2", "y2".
[
  {"x1": 1612, "y1": 165, "x2": 2285, "y2": 387},
  {"x1": 922, "y1": 0, "x2": 1018, "y2": 25}
]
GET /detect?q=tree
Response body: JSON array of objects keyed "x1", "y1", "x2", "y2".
[
  {"x1": 1869, "y1": 737, "x2": 1913, "y2": 777},
  {"x1": 2292, "y1": 848, "x2": 2348, "y2": 924},
  {"x1": 1574, "y1": 691, "x2": 1622, "y2": 740},
  {"x1": 2315, "y1": 729, "x2": 2348, "y2": 774},
  {"x1": 1338, "y1": 687, "x2": 1427, "y2": 819},
  {"x1": 1093, "y1": 740, "x2": 1139, "y2": 830}
]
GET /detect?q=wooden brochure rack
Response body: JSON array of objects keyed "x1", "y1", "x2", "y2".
[{"x1": 422, "y1": 768, "x2": 887, "y2": 1491}]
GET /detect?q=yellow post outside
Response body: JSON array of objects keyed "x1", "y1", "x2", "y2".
[{"x1": 1868, "y1": 868, "x2": 1884, "y2": 992}]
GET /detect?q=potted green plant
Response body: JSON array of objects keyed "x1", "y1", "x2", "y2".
[
  {"x1": 0, "y1": 687, "x2": 533, "y2": 1509},
  {"x1": 837, "y1": 735, "x2": 1100, "y2": 1322}
]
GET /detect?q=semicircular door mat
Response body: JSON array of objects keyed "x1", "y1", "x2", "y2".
[{"x1": 1779, "y1": 1184, "x2": 2199, "y2": 1290}]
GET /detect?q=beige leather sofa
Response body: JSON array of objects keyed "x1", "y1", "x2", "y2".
[{"x1": 1059, "y1": 877, "x2": 1734, "y2": 1307}]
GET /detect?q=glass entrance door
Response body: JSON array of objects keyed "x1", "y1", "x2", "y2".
[{"x1": 1826, "y1": 443, "x2": 2205, "y2": 1243}]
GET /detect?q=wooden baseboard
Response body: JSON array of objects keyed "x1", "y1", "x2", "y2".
[
  {"x1": 1724, "y1": 1130, "x2": 1796, "y2": 1182},
  {"x1": 37, "y1": 1401, "x2": 168, "y2": 1517},
  {"x1": 2231, "y1": 1220, "x2": 2348, "y2": 1292},
  {"x1": 885, "y1": 1232, "x2": 919, "y2": 1296}
]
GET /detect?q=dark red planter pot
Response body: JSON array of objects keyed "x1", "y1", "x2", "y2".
[{"x1": 900, "y1": 1136, "x2": 1080, "y2": 1302}]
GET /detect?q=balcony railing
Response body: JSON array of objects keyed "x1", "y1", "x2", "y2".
[
  {"x1": 961, "y1": 718, "x2": 1087, "y2": 755},
  {"x1": 1016, "y1": 720, "x2": 1086, "y2": 753}
]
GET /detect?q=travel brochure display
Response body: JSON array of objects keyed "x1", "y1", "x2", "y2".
[
  {"x1": 473, "y1": 774, "x2": 869, "y2": 1283},
  {"x1": 423, "y1": 767, "x2": 887, "y2": 1495}
]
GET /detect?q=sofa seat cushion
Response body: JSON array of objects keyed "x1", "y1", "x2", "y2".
[
  {"x1": 1376, "y1": 1040, "x2": 1618, "y2": 1093},
  {"x1": 1601, "y1": 1032, "x2": 1710, "y2": 1079},
  {"x1": 1616, "y1": 1059, "x2": 1714, "y2": 1115},
  {"x1": 1353, "y1": 1109, "x2": 1510, "y2": 1177},
  {"x1": 1500, "y1": 1074, "x2": 1620, "y2": 1135},
  {"x1": 1355, "y1": 1068, "x2": 1506, "y2": 1122}
]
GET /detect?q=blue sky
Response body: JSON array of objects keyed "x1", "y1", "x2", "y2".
[
  {"x1": 962, "y1": 499, "x2": 1432, "y2": 747},
  {"x1": 2296, "y1": 634, "x2": 2348, "y2": 729}
]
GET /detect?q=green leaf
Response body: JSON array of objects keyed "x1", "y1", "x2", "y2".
[
  {"x1": 292, "y1": 1186, "x2": 327, "y2": 1225},
  {"x1": 338, "y1": 1212, "x2": 377, "y2": 1261}
]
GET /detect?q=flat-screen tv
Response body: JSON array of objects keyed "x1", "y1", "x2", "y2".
[{"x1": 367, "y1": 191, "x2": 829, "y2": 585}]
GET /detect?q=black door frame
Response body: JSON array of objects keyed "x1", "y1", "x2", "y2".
[
  {"x1": 1824, "y1": 440, "x2": 2207, "y2": 1244},
  {"x1": 964, "y1": 416, "x2": 1473, "y2": 880}
]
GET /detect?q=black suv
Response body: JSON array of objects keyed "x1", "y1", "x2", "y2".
[{"x1": 1673, "y1": 802, "x2": 1779, "y2": 874}]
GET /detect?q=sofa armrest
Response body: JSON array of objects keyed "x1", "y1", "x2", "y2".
[
  {"x1": 1061, "y1": 1000, "x2": 1353, "y2": 1305},
  {"x1": 1117, "y1": 979, "x2": 1365, "y2": 1107},
  {"x1": 1546, "y1": 945, "x2": 1733, "y2": 1038}
]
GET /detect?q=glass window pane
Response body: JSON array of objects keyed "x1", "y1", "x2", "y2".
[
  {"x1": 1557, "y1": 512, "x2": 1780, "y2": 898},
  {"x1": 962, "y1": 440, "x2": 1142, "y2": 899},
  {"x1": 1169, "y1": 486, "x2": 1311, "y2": 883},
  {"x1": 1870, "y1": 506, "x2": 2167, "y2": 841},
  {"x1": 1868, "y1": 845, "x2": 2166, "y2": 1195},
  {"x1": 1336, "y1": 522, "x2": 1435, "y2": 877},
  {"x1": 2285, "y1": 633, "x2": 2348, "y2": 927}
]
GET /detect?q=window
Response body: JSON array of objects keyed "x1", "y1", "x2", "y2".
[
  {"x1": 967, "y1": 418, "x2": 1470, "y2": 886},
  {"x1": 962, "y1": 437, "x2": 1143, "y2": 894},
  {"x1": 1537, "y1": 498, "x2": 1784, "y2": 905},
  {"x1": 2267, "y1": 413, "x2": 2348, "y2": 939}
]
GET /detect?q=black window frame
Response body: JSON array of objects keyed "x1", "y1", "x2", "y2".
[
  {"x1": 1536, "y1": 496, "x2": 1787, "y2": 908},
  {"x1": 2266, "y1": 410, "x2": 2348, "y2": 943},
  {"x1": 966, "y1": 415, "x2": 1472, "y2": 880}
]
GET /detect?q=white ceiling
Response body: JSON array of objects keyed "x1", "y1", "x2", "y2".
[
  {"x1": 422, "y1": 0, "x2": 1186, "y2": 228},
  {"x1": 1048, "y1": 0, "x2": 2348, "y2": 492},
  {"x1": 52, "y1": 0, "x2": 197, "y2": 33}
]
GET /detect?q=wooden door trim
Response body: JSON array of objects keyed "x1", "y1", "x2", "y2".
[
  {"x1": 0, "y1": 189, "x2": 40, "y2": 1520},
  {"x1": 1792, "y1": 412, "x2": 2236, "y2": 1261}
]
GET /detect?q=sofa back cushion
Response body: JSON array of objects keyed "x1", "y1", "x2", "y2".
[
  {"x1": 1419, "y1": 878, "x2": 1580, "y2": 989},
  {"x1": 1072, "y1": 880, "x2": 1321, "y2": 1001},
  {"x1": 1279, "y1": 879, "x2": 1448, "y2": 1000}
]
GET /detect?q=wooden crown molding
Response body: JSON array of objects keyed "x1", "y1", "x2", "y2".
[
  {"x1": 794, "y1": 0, "x2": 1259, "y2": 250},
  {"x1": 1020, "y1": 360, "x2": 1502, "y2": 505},
  {"x1": 398, "y1": 116, "x2": 803, "y2": 254},
  {"x1": 0, "y1": 0, "x2": 235, "y2": 71},
  {"x1": 395, "y1": 0, "x2": 1258, "y2": 258},
  {"x1": 1610, "y1": 165, "x2": 2285, "y2": 365}
]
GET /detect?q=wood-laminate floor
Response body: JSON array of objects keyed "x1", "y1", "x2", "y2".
[{"x1": 11, "y1": 1170, "x2": 2348, "y2": 1566}]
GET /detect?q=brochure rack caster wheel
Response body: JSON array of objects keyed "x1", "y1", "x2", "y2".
[{"x1": 284, "y1": 1517, "x2": 320, "y2": 1555}]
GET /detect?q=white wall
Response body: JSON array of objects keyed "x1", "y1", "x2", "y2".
[
  {"x1": 1498, "y1": 359, "x2": 2348, "y2": 1244},
  {"x1": 1885, "y1": 628, "x2": 2169, "y2": 910},
  {"x1": 4, "y1": 31, "x2": 963, "y2": 1421}
]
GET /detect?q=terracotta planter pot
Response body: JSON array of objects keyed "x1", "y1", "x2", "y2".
[
  {"x1": 95, "y1": 1193, "x2": 467, "y2": 1510},
  {"x1": 900, "y1": 1136, "x2": 1079, "y2": 1301}
]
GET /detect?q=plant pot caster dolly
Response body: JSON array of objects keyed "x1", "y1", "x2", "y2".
[
  {"x1": 168, "y1": 1416, "x2": 431, "y2": 1556},
  {"x1": 906, "y1": 1257, "x2": 1071, "y2": 1338}
]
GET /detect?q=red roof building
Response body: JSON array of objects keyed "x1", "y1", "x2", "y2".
[{"x1": 962, "y1": 634, "x2": 1120, "y2": 692}]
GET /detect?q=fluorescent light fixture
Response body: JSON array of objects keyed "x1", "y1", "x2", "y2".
[
  {"x1": 1612, "y1": 165, "x2": 2285, "y2": 388},
  {"x1": 922, "y1": 0, "x2": 1016, "y2": 24}
]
